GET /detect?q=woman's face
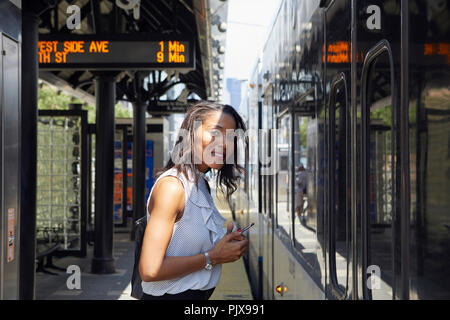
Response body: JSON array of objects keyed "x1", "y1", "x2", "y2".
[{"x1": 194, "y1": 110, "x2": 237, "y2": 172}]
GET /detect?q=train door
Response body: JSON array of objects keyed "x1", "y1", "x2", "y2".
[
  {"x1": 246, "y1": 83, "x2": 262, "y2": 299},
  {"x1": 360, "y1": 41, "x2": 397, "y2": 300},
  {"x1": 357, "y1": 0, "x2": 450, "y2": 300},
  {"x1": 356, "y1": 0, "x2": 402, "y2": 300},
  {"x1": 273, "y1": 108, "x2": 293, "y2": 300},
  {"x1": 326, "y1": 74, "x2": 351, "y2": 299},
  {"x1": 407, "y1": 0, "x2": 450, "y2": 299},
  {"x1": 324, "y1": 0, "x2": 352, "y2": 299},
  {"x1": 260, "y1": 84, "x2": 274, "y2": 300},
  {"x1": 291, "y1": 90, "x2": 325, "y2": 300}
]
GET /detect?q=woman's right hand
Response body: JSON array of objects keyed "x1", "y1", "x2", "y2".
[{"x1": 208, "y1": 231, "x2": 249, "y2": 265}]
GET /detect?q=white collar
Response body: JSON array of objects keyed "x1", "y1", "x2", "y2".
[{"x1": 195, "y1": 167, "x2": 208, "y2": 180}]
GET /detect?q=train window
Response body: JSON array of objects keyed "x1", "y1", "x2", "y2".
[
  {"x1": 293, "y1": 113, "x2": 320, "y2": 268},
  {"x1": 409, "y1": 74, "x2": 450, "y2": 299},
  {"x1": 261, "y1": 100, "x2": 269, "y2": 216},
  {"x1": 249, "y1": 103, "x2": 259, "y2": 213},
  {"x1": 328, "y1": 74, "x2": 350, "y2": 297},
  {"x1": 261, "y1": 92, "x2": 276, "y2": 217},
  {"x1": 408, "y1": 2, "x2": 450, "y2": 299},
  {"x1": 268, "y1": 102, "x2": 275, "y2": 219},
  {"x1": 363, "y1": 47, "x2": 395, "y2": 300},
  {"x1": 261, "y1": 122, "x2": 273, "y2": 217},
  {"x1": 276, "y1": 112, "x2": 292, "y2": 237},
  {"x1": 279, "y1": 154, "x2": 288, "y2": 171}
]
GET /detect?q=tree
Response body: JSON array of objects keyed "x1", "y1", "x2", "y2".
[{"x1": 38, "y1": 83, "x2": 132, "y2": 123}]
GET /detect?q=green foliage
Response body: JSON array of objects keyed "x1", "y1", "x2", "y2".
[
  {"x1": 299, "y1": 118, "x2": 308, "y2": 148},
  {"x1": 38, "y1": 84, "x2": 71, "y2": 110},
  {"x1": 114, "y1": 103, "x2": 133, "y2": 119},
  {"x1": 38, "y1": 83, "x2": 132, "y2": 123},
  {"x1": 371, "y1": 105, "x2": 392, "y2": 125}
]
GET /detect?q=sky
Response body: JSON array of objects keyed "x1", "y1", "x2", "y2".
[{"x1": 223, "y1": 0, "x2": 281, "y2": 82}]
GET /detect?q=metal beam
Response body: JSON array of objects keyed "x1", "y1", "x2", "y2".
[
  {"x1": 131, "y1": 73, "x2": 147, "y2": 240},
  {"x1": 39, "y1": 71, "x2": 96, "y2": 105},
  {"x1": 20, "y1": 6, "x2": 39, "y2": 301}
]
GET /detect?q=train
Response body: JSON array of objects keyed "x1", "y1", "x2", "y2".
[{"x1": 229, "y1": 0, "x2": 450, "y2": 300}]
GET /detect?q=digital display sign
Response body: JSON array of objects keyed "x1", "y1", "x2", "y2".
[
  {"x1": 38, "y1": 35, "x2": 194, "y2": 70},
  {"x1": 424, "y1": 42, "x2": 450, "y2": 64}
]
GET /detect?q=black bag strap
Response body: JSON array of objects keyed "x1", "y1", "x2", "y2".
[
  {"x1": 204, "y1": 178, "x2": 211, "y2": 195},
  {"x1": 131, "y1": 216, "x2": 147, "y2": 299}
]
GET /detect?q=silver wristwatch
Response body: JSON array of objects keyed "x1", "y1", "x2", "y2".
[{"x1": 204, "y1": 252, "x2": 213, "y2": 270}]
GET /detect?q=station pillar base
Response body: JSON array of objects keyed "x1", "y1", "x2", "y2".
[{"x1": 91, "y1": 257, "x2": 116, "y2": 274}]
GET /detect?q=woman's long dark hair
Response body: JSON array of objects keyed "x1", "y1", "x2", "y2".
[{"x1": 156, "y1": 101, "x2": 247, "y2": 201}]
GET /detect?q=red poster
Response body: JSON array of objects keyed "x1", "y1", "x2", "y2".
[{"x1": 7, "y1": 208, "x2": 15, "y2": 262}]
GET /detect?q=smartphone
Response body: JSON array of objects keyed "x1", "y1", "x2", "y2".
[{"x1": 240, "y1": 223, "x2": 255, "y2": 233}]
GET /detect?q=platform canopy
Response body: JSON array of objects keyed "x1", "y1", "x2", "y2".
[{"x1": 36, "y1": 0, "x2": 229, "y2": 112}]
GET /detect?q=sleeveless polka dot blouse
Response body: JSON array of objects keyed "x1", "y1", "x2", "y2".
[{"x1": 141, "y1": 167, "x2": 227, "y2": 296}]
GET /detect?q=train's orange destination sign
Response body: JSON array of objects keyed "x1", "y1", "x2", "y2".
[
  {"x1": 424, "y1": 42, "x2": 450, "y2": 64},
  {"x1": 38, "y1": 36, "x2": 194, "y2": 70},
  {"x1": 323, "y1": 41, "x2": 350, "y2": 64}
]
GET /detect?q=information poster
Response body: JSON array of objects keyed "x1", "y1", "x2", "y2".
[
  {"x1": 145, "y1": 140, "x2": 154, "y2": 201},
  {"x1": 125, "y1": 140, "x2": 154, "y2": 215},
  {"x1": 114, "y1": 140, "x2": 123, "y2": 224},
  {"x1": 7, "y1": 208, "x2": 15, "y2": 263}
]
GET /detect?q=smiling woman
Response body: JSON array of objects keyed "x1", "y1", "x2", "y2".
[
  {"x1": 138, "y1": 101, "x2": 249, "y2": 300},
  {"x1": 160, "y1": 101, "x2": 248, "y2": 200}
]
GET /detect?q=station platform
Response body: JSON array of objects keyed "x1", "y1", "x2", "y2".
[{"x1": 35, "y1": 189, "x2": 253, "y2": 300}]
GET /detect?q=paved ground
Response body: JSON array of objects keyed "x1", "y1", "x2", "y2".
[
  {"x1": 35, "y1": 229, "x2": 135, "y2": 300},
  {"x1": 35, "y1": 188, "x2": 253, "y2": 300}
]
